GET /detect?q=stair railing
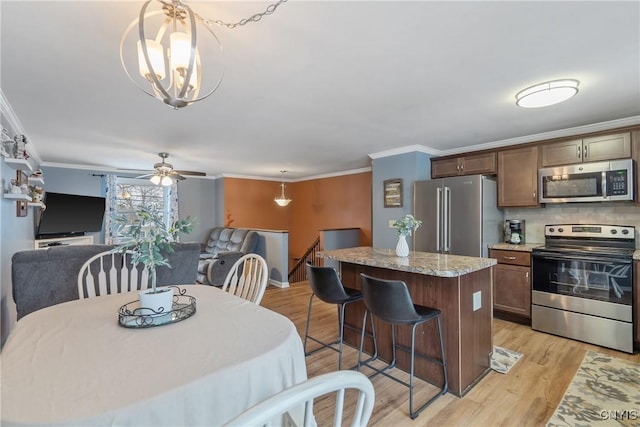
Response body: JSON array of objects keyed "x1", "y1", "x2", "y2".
[{"x1": 288, "y1": 236, "x2": 320, "y2": 283}]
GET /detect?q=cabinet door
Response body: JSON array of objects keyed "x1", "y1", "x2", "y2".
[
  {"x1": 498, "y1": 146, "x2": 539, "y2": 207},
  {"x1": 633, "y1": 131, "x2": 640, "y2": 204},
  {"x1": 540, "y1": 139, "x2": 582, "y2": 167},
  {"x1": 582, "y1": 132, "x2": 631, "y2": 163},
  {"x1": 460, "y1": 152, "x2": 496, "y2": 175},
  {"x1": 493, "y1": 264, "x2": 531, "y2": 318},
  {"x1": 431, "y1": 157, "x2": 461, "y2": 178}
]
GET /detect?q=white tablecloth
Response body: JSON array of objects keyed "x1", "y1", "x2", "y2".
[{"x1": 1, "y1": 285, "x2": 307, "y2": 426}]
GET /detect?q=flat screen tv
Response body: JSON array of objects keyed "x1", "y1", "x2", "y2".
[{"x1": 36, "y1": 192, "x2": 106, "y2": 239}]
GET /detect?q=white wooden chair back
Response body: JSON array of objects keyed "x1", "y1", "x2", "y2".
[
  {"x1": 221, "y1": 254, "x2": 268, "y2": 305},
  {"x1": 224, "y1": 370, "x2": 375, "y2": 427},
  {"x1": 77, "y1": 250, "x2": 150, "y2": 299}
]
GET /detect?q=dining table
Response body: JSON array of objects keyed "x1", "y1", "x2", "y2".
[{"x1": 1, "y1": 284, "x2": 307, "y2": 426}]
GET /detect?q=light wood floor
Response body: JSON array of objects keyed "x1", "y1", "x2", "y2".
[{"x1": 261, "y1": 282, "x2": 640, "y2": 427}]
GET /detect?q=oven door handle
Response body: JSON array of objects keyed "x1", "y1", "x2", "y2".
[{"x1": 533, "y1": 252, "x2": 633, "y2": 264}]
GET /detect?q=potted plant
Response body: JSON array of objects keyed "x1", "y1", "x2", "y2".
[
  {"x1": 392, "y1": 214, "x2": 422, "y2": 257},
  {"x1": 111, "y1": 207, "x2": 195, "y2": 314}
]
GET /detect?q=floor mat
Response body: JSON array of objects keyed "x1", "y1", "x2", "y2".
[{"x1": 490, "y1": 345, "x2": 523, "y2": 374}]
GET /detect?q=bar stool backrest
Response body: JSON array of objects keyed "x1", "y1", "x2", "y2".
[
  {"x1": 360, "y1": 273, "x2": 423, "y2": 324},
  {"x1": 306, "y1": 262, "x2": 351, "y2": 304}
]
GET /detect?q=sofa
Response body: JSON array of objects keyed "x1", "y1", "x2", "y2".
[
  {"x1": 12, "y1": 243, "x2": 201, "y2": 320},
  {"x1": 197, "y1": 227, "x2": 260, "y2": 286}
]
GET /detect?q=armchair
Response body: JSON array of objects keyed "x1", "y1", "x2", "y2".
[{"x1": 197, "y1": 227, "x2": 259, "y2": 286}]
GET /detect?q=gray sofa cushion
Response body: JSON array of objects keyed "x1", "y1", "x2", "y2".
[
  {"x1": 12, "y1": 242, "x2": 200, "y2": 320},
  {"x1": 203, "y1": 228, "x2": 258, "y2": 255}
]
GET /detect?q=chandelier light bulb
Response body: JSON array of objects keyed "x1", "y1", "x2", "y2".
[
  {"x1": 516, "y1": 79, "x2": 580, "y2": 108},
  {"x1": 137, "y1": 39, "x2": 165, "y2": 81}
]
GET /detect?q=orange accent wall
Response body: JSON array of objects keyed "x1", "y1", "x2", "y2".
[{"x1": 223, "y1": 172, "x2": 372, "y2": 269}]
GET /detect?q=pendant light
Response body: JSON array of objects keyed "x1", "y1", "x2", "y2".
[
  {"x1": 274, "y1": 171, "x2": 292, "y2": 207},
  {"x1": 119, "y1": 0, "x2": 287, "y2": 109}
]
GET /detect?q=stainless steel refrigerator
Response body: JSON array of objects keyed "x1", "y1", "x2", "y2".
[{"x1": 413, "y1": 175, "x2": 502, "y2": 257}]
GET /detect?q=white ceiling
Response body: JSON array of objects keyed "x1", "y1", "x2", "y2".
[{"x1": 2, "y1": 1, "x2": 639, "y2": 180}]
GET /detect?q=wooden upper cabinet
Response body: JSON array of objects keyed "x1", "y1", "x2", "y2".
[
  {"x1": 431, "y1": 152, "x2": 496, "y2": 178},
  {"x1": 431, "y1": 157, "x2": 462, "y2": 178},
  {"x1": 541, "y1": 132, "x2": 631, "y2": 167},
  {"x1": 498, "y1": 146, "x2": 539, "y2": 208}
]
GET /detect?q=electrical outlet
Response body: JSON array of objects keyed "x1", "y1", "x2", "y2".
[
  {"x1": 473, "y1": 291, "x2": 482, "y2": 311},
  {"x1": 388, "y1": 220, "x2": 396, "y2": 228}
]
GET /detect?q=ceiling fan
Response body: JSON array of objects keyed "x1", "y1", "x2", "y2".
[{"x1": 135, "y1": 152, "x2": 206, "y2": 186}]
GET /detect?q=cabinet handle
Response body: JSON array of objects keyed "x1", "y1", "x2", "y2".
[
  {"x1": 525, "y1": 271, "x2": 529, "y2": 281},
  {"x1": 533, "y1": 190, "x2": 536, "y2": 200},
  {"x1": 583, "y1": 145, "x2": 588, "y2": 158},
  {"x1": 460, "y1": 163, "x2": 464, "y2": 171},
  {"x1": 577, "y1": 145, "x2": 581, "y2": 159},
  {"x1": 503, "y1": 256, "x2": 517, "y2": 260}
]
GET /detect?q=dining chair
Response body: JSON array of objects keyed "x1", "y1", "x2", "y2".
[
  {"x1": 357, "y1": 273, "x2": 448, "y2": 420},
  {"x1": 304, "y1": 261, "x2": 376, "y2": 370},
  {"x1": 221, "y1": 253, "x2": 269, "y2": 305},
  {"x1": 77, "y1": 250, "x2": 149, "y2": 299},
  {"x1": 224, "y1": 370, "x2": 375, "y2": 427}
]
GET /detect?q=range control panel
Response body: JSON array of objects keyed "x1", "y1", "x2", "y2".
[{"x1": 544, "y1": 224, "x2": 635, "y2": 239}]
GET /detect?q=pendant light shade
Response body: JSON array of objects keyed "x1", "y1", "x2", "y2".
[
  {"x1": 274, "y1": 171, "x2": 292, "y2": 207},
  {"x1": 516, "y1": 79, "x2": 579, "y2": 108}
]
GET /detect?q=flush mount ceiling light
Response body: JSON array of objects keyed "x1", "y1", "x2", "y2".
[
  {"x1": 274, "y1": 170, "x2": 292, "y2": 207},
  {"x1": 120, "y1": 0, "x2": 286, "y2": 109},
  {"x1": 515, "y1": 79, "x2": 580, "y2": 108}
]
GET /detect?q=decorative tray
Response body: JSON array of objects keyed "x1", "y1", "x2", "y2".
[{"x1": 118, "y1": 287, "x2": 196, "y2": 328}]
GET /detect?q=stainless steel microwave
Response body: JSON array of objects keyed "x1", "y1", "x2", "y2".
[{"x1": 539, "y1": 159, "x2": 634, "y2": 203}]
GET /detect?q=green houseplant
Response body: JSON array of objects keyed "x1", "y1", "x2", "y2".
[
  {"x1": 392, "y1": 214, "x2": 422, "y2": 257},
  {"x1": 111, "y1": 207, "x2": 195, "y2": 313}
]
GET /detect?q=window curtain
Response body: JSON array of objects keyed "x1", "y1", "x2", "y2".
[{"x1": 104, "y1": 174, "x2": 118, "y2": 245}]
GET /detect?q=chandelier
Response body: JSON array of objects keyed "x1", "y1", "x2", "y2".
[
  {"x1": 274, "y1": 171, "x2": 292, "y2": 207},
  {"x1": 120, "y1": 0, "x2": 287, "y2": 109}
]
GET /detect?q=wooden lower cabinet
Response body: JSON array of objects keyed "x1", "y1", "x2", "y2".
[{"x1": 490, "y1": 249, "x2": 531, "y2": 321}]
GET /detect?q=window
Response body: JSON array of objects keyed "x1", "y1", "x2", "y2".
[{"x1": 105, "y1": 176, "x2": 178, "y2": 244}]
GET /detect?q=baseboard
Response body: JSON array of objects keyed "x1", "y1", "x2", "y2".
[{"x1": 269, "y1": 279, "x2": 290, "y2": 288}]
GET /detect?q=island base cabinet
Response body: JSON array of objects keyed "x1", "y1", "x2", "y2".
[{"x1": 339, "y1": 263, "x2": 493, "y2": 397}]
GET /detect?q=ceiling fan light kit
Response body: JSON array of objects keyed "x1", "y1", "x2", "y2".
[
  {"x1": 515, "y1": 79, "x2": 580, "y2": 108},
  {"x1": 274, "y1": 170, "x2": 292, "y2": 207},
  {"x1": 120, "y1": 0, "x2": 287, "y2": 109},
  {"x1": 137, "y1": 152, "x2": 205, "y2": 185}
]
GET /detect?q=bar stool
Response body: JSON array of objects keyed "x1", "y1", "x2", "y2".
[
  {"x1": 357, "y1": 273, "x2": 448, "y2": 419},
  {"x1": 304, "y1": 262, "x2": 376, "y2": 370}
]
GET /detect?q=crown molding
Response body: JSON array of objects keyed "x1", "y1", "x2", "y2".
[
  {"x1": 368, "y1": 116, "x2": 640, "y2": 160},
  {"x1": 221, "y1": 167, "x2": 372, "y2": 182}
]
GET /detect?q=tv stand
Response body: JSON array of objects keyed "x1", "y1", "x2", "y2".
[{"x1": 34, "y1": 235, "x2": 94, "y2": 250}]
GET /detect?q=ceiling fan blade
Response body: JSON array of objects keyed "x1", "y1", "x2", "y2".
[
  {"x1": 134, "y1": 173, "x2": 154, "y2": 179},
  {"x1": 174, "y1": 170, "x2": 206, "y2": 177}
]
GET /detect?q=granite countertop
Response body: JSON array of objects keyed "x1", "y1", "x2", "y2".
[
  {"x1": 634, "y1": 250, "x2": 640, "y2": 260},
  {"x1": 488, "y1": 242, "x2": 544, "y2": 252},
  {"x1": 317, "y1": 246, "x2": 496, "y2": 278}
]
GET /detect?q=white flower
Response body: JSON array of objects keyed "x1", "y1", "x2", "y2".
[{"x1": 392, "y1": 214, "x2": 422, "y2": 236}]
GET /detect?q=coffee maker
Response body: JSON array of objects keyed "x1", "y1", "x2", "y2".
[{"x1": 504, "y1": 220, "x2": 526, "y2": 244}]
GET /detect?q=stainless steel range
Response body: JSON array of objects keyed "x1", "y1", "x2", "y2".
[{"x1": 531, "y1": 224, "x2": 635, "y2": 353}]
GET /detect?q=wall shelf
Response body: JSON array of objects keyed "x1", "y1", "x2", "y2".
[
  {"x1": 30, "y1": 201, "x2": 45, "y2": 208},
  {"x1": 29, "y1": 176, "x2": 44, "y2": 186},
  {"x1": 3, "y1": 157, "x2": 34, "y2": 173},
  {"x1": 4, "y1": 193, "x2": 31, "y2": 201}
]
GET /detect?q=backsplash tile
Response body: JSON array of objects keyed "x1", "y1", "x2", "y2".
[{"x1": 504, "y1": 203, "x2": 640, "y2": 247}]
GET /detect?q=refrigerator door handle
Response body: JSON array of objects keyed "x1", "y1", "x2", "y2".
[
  {"x1": 443, "y1": 186, "x2": 451, "y2": 252},
  {"x1": 436, "y1": 187, "x2": 442, "y2": 251}
]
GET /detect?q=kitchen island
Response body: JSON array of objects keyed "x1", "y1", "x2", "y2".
[{"x1": 318, "y1": 246, "x2": 497, "y2": 397}]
